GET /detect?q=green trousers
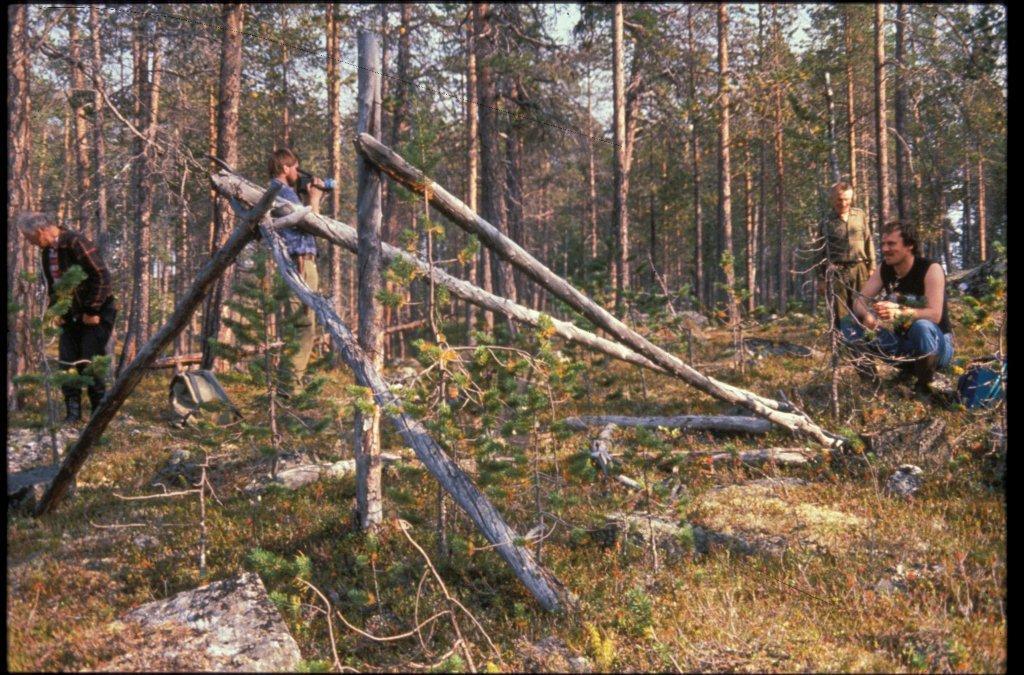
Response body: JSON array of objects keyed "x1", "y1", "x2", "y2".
[
  {"x1": 828, "y1": 261, "x2": 870, "y2": 326},
  {"x1": 278, "y1": 258, "x2": 319, "y2": 393}
]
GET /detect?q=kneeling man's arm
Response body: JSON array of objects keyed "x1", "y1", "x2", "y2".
[
  {"x1": 853, "y1": 267, "x2": 882, "y2": 329},
  {"x1": 904, "y1": 263, "x2": 944, "y2": 325}
]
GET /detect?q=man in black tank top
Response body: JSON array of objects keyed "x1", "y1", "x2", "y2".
[{"x1": 842, "y1": 221, "x2": 954, "y2": 393}]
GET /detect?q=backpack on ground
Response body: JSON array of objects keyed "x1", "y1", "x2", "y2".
[
  {"x1": 956, "y1": 358, "x2": 1005, "y2": 410},
  {"x1": 169, "y1": 369, "x2": 242, "y2": 426}
]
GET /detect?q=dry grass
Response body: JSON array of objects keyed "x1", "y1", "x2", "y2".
[{"x1": 6, "y1": 304, "x2": 1006, "y2": 672}]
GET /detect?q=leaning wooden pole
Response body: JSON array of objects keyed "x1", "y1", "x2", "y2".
[
  {"x1": 255, "y1": 217, "x2": 570, "y2": 612},
  {"x1": 355, "y1": 30, "x2": 384, "y2": 531},
  {"x1": 354, "y1": 133, "x2": 843, "y2": 448},
  {"x1": 34, "y1": 185, "x2": 286, "y2": 516},
  {"x1": 209, "y1": 171, "x2": 666, "y2": 376}
]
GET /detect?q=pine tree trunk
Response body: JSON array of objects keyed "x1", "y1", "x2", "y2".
[
  {"x1": 613, "y1": 2, "x2": 629, "y2": 314},
  {"x1": 962, "y1": 161, "x2": 972, "y2": 268},
  {"x1": 894, "y1": 3, "x2": 908, "y2": 221},
  {"x1": 587, "y1": 66, "x2": 598, "y2": 261},
  {"x1": 773, "y1": 86, "x2": 786, "y2": 313},
  {"x1": 505, "y1": 98, "x2": 528, "y2": 303},
  {"x1": 382, "y1": 3, "x2": 411, "y2": 245},
  {"x1": 474, "y1": 3, "x2": 514, "y2": 310},
  {"x1": 977, "y1": 157, "x2": 987, "y2": 262},
  {"x1": 844, "y1": 7, "x2": 858, "y2": 193},
  {"x1": 8, "y1": 4, "x2": 33, "y2": 410},
  {"x1": 688, "y1": 5, "x2": 703, "y2": 309},
  {"x1": 745, "y1": 162, "x2": 756, "y2": 315},
  {"x1": 89, "y1": 5, "x2": 109, "y2": 253},
  {"x1": 465, "y1": 18, "x2": 482, "y2": 336},
  {"x1": 874, "y1": 4, "x2": 891, "y2": 226},
  {"x1": 68, "y1": 8, "x2": 93, "y2": 237},
  {"x1": 718, "y1": 5, "x2": 739, "y2": 327},
  {"x1": 327, "y1": 4, "x2": 345, "y2": 321},
  {"x1": 201, "y1": 3, "x2": 244, "y2": 371},
  {"x1": 355, "y1": 31, "x2": 384, "y2": 532}
]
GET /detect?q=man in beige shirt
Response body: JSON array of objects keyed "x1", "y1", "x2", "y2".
[{"x1": 819, "y1": 182, "x2": 875, "y2": 327}]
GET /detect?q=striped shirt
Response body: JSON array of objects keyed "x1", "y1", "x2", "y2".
[{"x1": 270, "y1": 178, "x2": 318, "y2": 257}]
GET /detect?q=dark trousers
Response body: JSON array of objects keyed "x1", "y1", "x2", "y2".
[{"x1": 59, "y1": 316, "x2": 114, "y2": 410}]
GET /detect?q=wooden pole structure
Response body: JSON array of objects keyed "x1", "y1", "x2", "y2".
[
  {"x1": 355, "y1": 30, "x2": 385, "y2": 531},
  {"x1": 210, "y1": 171, "x2": 666, "y2": 375},
  {"x1": 354, "y1": 133, "x2": 843, "y2": 448},
  {"x1": 34, "y1": 185, "x2": 289, "y2": 516},
  {"x1": 255, "y1": 217, "x2": 570, "y2": 612}
]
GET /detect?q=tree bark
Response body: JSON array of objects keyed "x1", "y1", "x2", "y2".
[
  {"x1": 89, "y1": 5, "x2": 109, "y2": 253},
  {"x1": 8, "y1": 4, "x2": 33, "y2": 410},
  {"x1": 382, "y1": 3, "x2": 412, "y2": 245},
  {"x1": 745, "y1": 162, "x2": 756, "y2": 315},
  {"x1": 68, "y1": 7, "x2": 93, "y2": 237},
  {"x1": 201, "y1": 3, "x2": 244, "y2": 371},
  {"x1": 894, "y1": 3, "x2": 909, "y2": 222},
  {"x1": 326, "y1": 3, "x2": 345, "y2": 321},
  {"x1": 586, "y1": 65, "x2": 598, "y2": 262},
  {"x1": 962, "y1": 161, "x2": 972, "y2": 268},
  {"x1": 844, "y1": 7, "x2": 858, "y2": 194},
  {"x1": 355, "y1": 31, "x2": 384, "y2": 531},
  {"x1": 688, "y1": 6, "x2": 704, "y2": 309},
  {"x1": 474, "y1": 3, "x2": 514, "y2": 311},
  {"x1": 612, "y1": 3, "x2": 629, "y2": 314},
  {"x1": 258, "y1": 220, "x2": 570, "y2": 612},
  {"x1": 773, "y1": 85, "x2": 786, "y2": 313},
  {"x1": 977, "y1": 157, "x2": 987, "y2": 262},
  {"x1": 355, "y1": 134, "x2": 843, "y2": 447},
  {"x1": 34, "y1": 185, "x2": 284, "y2": 517},
  {"x1": 874, "y1": 4, "x2": 891, "y2": 226},
  {"x1": 465, "y1": 17, "x2": 482, "y2": 336},
  {"x1": 718, "y1": 5, "x2": 739, "y2": 327}
]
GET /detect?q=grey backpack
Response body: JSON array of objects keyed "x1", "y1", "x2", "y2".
[{"x1": 169, "y1": 369, "x2": 242, "y2": 427}]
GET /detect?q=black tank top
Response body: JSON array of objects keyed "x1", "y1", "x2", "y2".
[{"x1": 880, "y1": 255, "x2": 951, "y2": 334}]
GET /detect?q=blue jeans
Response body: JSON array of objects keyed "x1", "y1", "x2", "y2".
[{"x1": 840, "y1": 317, "x2": 954, "y2": 369}]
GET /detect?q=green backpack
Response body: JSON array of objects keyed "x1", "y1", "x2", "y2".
[{"x1": 169, "y1": 369, "x2": 242, "y2": 427}]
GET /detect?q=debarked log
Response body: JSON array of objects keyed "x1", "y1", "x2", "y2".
[
  {"x1": 257, "y1": 221, "x2": 571, "y2": 613},
  {"x1": 564, "y1": 414, "x2": 772, "y2": 434},
  {"x1": 208, "y1": 171, "x2": 664, "y2": 376},
  {"x1": 353, "y1": 133, "x2": 843, "y2": 449},
  {"x1": 34, "y1": 184, "x2": 286, "y2": 516}
]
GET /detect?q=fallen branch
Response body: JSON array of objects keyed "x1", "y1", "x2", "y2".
[
  {"x1": 354, "y1": 133, "x2": 843, "y2": 449},
  {"x1": 564, "y1": 414, "x2": 772, "y2": 434},
  {"x1": 258, "y1": 219, "x2": 570, "y2": 612},
  {"x1": 210, "y1": 171, "x2": 663, "y2": 375}
]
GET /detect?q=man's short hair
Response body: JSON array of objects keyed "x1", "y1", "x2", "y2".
[
  {"x1": 830, "y1": 181, "x2": 853, "y2": 196},
  {"x1": 15, "y1": 211, "x2": 57, "y2": 237},
  {"x1": 268, "y1": 148, "x2": 299, "y2": 178},
  {"x1": 882, "y1": 220, "x2": 919, "y2": 255}
]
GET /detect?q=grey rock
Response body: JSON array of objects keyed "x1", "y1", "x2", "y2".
[
  {"x1": 7, "y1": 427, "x2": 78, "y2": 473},
  {"x1": 602, "y1": 512, "x2": 695, "y2": 560},
  {"x1": 886, "y1": 464, "x2": 924, "y2": 498},
  {"x1": 151, "y1": 448, "x2": 201, "y2": 489},
  {"x1": 120, "y1": 572, "x2": 302, "y2": 672},
  {"x1": 132, "y1": 534, "x2": 160, "y2": 549},
  {"x1": 678, "y1": 310, "x2": 710, "y2": 330},
  {"x1": 8, "y1": 463, "x2": 75, "y2": 512},
  {"x1": 519, "y1": 636, "x2": 590, "y2": 673}
]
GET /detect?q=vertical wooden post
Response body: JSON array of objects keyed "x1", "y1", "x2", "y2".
[{"x1": 355, "y1": 30, "x2": 384, "y2": 531}]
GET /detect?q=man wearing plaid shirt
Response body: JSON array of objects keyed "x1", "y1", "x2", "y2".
[
  {"x1": 18, "y1": 212, "x2": 117, "y2": 423},
  {"x1": 268, "y1": 148, "x2": 326, "y2": 398}
]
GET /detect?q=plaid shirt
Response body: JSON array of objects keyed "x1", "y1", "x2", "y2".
[
  {"x1": 270, "y1": 178, "x2": 318, "y2": 257},
  {"x1": 41, "y1": 228, "x2": 115, "y2": 318}
]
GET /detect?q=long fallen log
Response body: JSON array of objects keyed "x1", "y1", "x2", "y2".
[
  {"x1": 209, "y1": 172, "x2": 664, "y2": 376},
  {"x1": 685, "y1": 447, "x2": 817, "y2": 467},
  {"x1": 256, "y1": 218, "x2": 570, "y2": 613},
  {"x1": 34, "y1": 185, "x2": 291, "y2": 516},
  {"x1": 354, "y1": 133, "x2": 843, "y2": 449},
  {"x1": 564, "y1": 415, "x2": 772, "y2": 434}
]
